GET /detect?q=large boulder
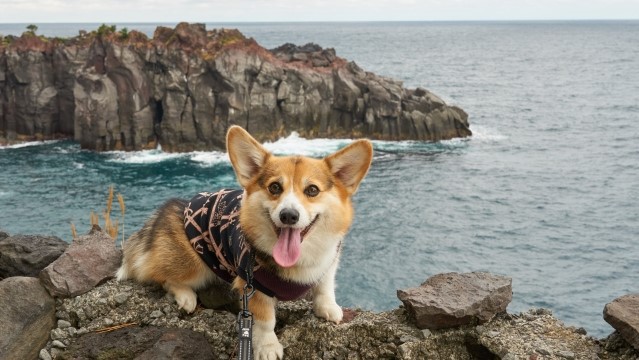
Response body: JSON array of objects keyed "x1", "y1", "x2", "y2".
[
  {"x1": 0, "y1": 234, "x2": 68, "y2": 278},
  {"x1": 57, "y1": 326, "x2": 215, "y2": 359},
  {"x1": 397, "y1": 272, "x2": 512, "y2": 330},
  {"x1": 604, "y1": 294, "x2": 639, "y2": 350},
  {"x1": 40, "y1": 226, "x2": 121, "y2": 298},
  {"x1": 0, "y1": 276, "x2": 56, "y2": 360}
]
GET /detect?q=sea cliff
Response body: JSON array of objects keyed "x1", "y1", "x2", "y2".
[{"x1": 0, "y1": 23, "x2": 471, "y2": 151}]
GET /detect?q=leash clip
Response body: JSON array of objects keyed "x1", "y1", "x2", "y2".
[
  {"x1": 237, "y1": 252, "x2": 256, "y2": 360},
  {"x1": 237, "y1": 311, "x2": 253, "y2": 360}
]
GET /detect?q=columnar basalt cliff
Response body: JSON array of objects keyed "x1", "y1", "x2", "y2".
[{"x1": 0, "y1": 23, "x2": 471, "y2": 151}]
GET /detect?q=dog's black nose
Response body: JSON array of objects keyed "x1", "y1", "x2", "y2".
[{"x1": 280, "y1": 208, "x2": 299, "y2": 225}]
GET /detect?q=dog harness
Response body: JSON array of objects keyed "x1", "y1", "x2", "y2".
[{"x1": 183, "y1": 189, "x2": 314, "y2": 301}]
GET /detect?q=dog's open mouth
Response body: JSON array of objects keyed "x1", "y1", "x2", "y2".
[
  {"x1": 274, "y1": 215, "x2": 319, "y2": 240},
  {"x1": 272, "y1": 215, "x2": 319, "y2": 268}
]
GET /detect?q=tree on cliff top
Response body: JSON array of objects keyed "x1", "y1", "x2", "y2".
[{"x1": 26, "y1": 24, "x2": 38, "y2": 35}]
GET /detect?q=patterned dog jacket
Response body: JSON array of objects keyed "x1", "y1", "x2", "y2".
[{"x1": 183, "y1": 189, "x2": 314, "y2": 301}]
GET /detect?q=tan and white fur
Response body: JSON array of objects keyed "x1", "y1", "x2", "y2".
[{"x1": 117, "y1": 126, "x2": 373, "y2": 359}]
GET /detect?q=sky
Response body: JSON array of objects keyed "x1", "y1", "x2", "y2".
[{"x1": 0, "y1": 0, "x2": 637, "y2": 23}]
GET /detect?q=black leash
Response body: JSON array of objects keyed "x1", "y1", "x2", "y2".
[{"x1": 237, "y1": 252, "x2": 256, "y2": 360}]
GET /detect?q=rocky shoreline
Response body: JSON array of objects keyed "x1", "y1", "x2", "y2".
[
  {"x1": 1, "y1": 229, "x2": 638, "y2": 359},
  {"x1": 0, "y1": 23, "x2": 471, "y2": 152}
]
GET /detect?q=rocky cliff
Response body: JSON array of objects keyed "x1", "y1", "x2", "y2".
[{"x1": 0, "y1": 23, "x2": 471, "y2": 151}]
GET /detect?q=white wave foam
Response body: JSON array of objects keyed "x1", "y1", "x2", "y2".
[
  {"x1": 107, "y1": 148, "x2": 185, "y2": 164},
  {"x1": 107, "y1": 146, "x2": 228, "y2": 166},
  {"x1": 371, "y1": 139, "x2": 420, "y2": 150},
  {"x1": 265, "y1": 132, "x2": 471, "y2": 156},
  {"x1": 468, "y1": 125, "x2": 507, "y2": 142},
  {"x1": 190, "y1": 151, "x2": 229, "y2": 166},
  {"x1": 0, "y1": 140, "x2": 61, "y2": 149},
  {"x1": 262, "y1": 132, "x2": 351, "y2": 157},
  {"x1": 104, "y1": 128, "x2": 502, "y2": 165}
]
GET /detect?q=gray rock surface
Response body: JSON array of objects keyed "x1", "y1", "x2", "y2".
[
  {"x1": 0, "y1": 229, "x2": 8, "y2": 240},
  {"x1": 45, "y1": 278, "x2": 637, "y2": 359},
  {"x1": 0, "y1": 234, "x2": 68, "y2": 278},
  {"x1": 1, "y1": 23, "x2": 470, "y2": 151},
  {"x1": 40, "y1": 227, "x2": 121, "y2": 297},
  {"x1": 57, "y1": 326, "x2": 215, "y2": 359},
  {"x1": 0, "y1": 276, "x2": 56, "y2": 360},
  {"x1": 397, "y1": 272, "x2": 512, "y2": 330},
  {"x1": 604, "y1": 294, "x2": 639, "y2": 350}
]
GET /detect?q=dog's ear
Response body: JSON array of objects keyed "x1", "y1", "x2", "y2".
[
  {"x1": 226, "y1": 126, "x2": 270, "y2": 187},
  {"x1": 324, "y1": 140, "x2": 373, "y2": 195}
]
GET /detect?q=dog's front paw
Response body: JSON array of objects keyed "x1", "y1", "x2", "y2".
[
  {"x1": 174, "y1": 289, "x2": 198, "y2": 313},
  {"x1": 254, "y1": 332, "x2": 283, "y2": 360},
  {"x1": 313, "y1": 296, "x2": 343, "y2": 324}
]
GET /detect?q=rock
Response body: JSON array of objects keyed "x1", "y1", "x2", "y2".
[
  {"x1": 396, "y1": 272, "x2": 512, "y2": 330},
  {"x1": 51, "y1": 340, "x2": 67, "y2": 349},
  {"x1": 58, "y1": 319, "x2": 72, "y2": 328},
  {"x1": 50, "y1": 327, "x2": 68, "y2": 341},
  {"x1": 39, "y1": 349, "x2": 52, "y2": 360},
  {"x1": 0, "y1": 229, "x2": 8, "y2": 240},
  {"x1": 40, "y1": 226, "x2": 121, "y2": 298},
  {"x1": 270, "y1": 42, "x2": 338, "y2": 68},
  {"x1": 56, "y1": 326, "x2": 215, "y2": 359},
  {"x1": 556, "y1": 350, "x2": 576, "y2": 359},
  {"x1": 1, "y1": 23, "x2": 470, "y2": 151},
  {"x1": 0, "y1": 234, "x2": 68, "y2": 278},
  {"x1": 67, "y1": 327, "x2": 78, "y2": 337},
  {"x1": 604, "y1": 294, "x2": 639, "y2": 350},
  {"x1": 114, "y1": 292, "x2": 130, "y2": 304},
  {"x1": 0, "y1": 277, "x2": 56, "y2": 360}
]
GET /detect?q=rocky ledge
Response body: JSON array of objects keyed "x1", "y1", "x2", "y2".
[
  {"x1": 0, "y1": 23, "x2": 470, "y2": 151},
  {"x1": 1, "y1": 230, "x2": 638, "y2": 359}
]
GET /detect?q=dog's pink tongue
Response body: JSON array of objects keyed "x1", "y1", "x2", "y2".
[{"x1": 273, "y1": 227, "x2": 302, "y2": 268}]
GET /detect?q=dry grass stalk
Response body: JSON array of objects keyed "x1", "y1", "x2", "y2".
[
  {"x1": 70, "y1": 223, "x2": 77, "y2": 239},
  {"x1": 90, "y1": 211, "x2": 99, "y2": 227},
  {"x1": 108, "y1": 219, "x2": 118, "y2": 238},
  {"x1": 94, "y1": 322, "x2": 137, "y2": 334},
  {"x1": 117, "y1": 193, "x2": 126, "y2": 245},
  {"x1": 73, "y1": 186, "x2": 126, "y2": 242},
  {"x1": 106, "y1": 186, "x2": 114, "y2": 216},
  {"x1": 103, "y1": 186, "x2": 120, "y2": 240}
]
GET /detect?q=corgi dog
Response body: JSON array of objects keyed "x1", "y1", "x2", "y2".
[{"x1": 116, "y1": 125, "x2": 373, "y2": 359}]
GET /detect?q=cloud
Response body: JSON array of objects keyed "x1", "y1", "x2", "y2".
[{"x1": 0, "y1": 0, "x2": 637, "y2": 22}]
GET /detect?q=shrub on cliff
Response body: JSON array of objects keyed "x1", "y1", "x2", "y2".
[
  {"x1": 96, "y1": 24, "x2": 117, "y2": 38},
  {"x1": 119, "y1": 27, "x2": 129, "y2": 40}
]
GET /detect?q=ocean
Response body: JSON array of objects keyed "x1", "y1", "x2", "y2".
[{"x1": 1, "y1": 21, "x2": 638, "y2": 338}]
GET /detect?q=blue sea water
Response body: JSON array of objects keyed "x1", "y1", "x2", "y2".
[{"x1": 1, "y1": 21, "x2": 638, "y2": 338}]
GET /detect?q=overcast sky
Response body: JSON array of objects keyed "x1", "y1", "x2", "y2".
[{"x1": 0, "y1": 0, "x2": 637, "y2": 23}]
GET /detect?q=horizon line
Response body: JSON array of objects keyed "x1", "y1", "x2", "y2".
[{"x1": 1, "y1": 18, "x2": 639, "y2": 25}]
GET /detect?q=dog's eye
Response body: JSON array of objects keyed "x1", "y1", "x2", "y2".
[
  {"x1": 304, "y1": 185, "x2": 320, "y2": 197},
  {"x1": 268, "y1": 182, "x2": 283, "y2": 195}
]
